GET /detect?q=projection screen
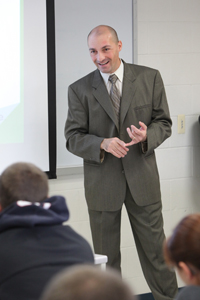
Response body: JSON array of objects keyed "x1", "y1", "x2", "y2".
[{"x1": 0, "y1": 0, "x2": 56, "y2": 178}]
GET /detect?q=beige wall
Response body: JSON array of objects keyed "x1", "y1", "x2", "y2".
[{"x1": 50, "y1": 0, "x2": 200, "y2": 295}]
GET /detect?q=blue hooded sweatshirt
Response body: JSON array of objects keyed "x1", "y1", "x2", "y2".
[{"x1": 0, "y1": 196, "x2": 94, "y2": 300}]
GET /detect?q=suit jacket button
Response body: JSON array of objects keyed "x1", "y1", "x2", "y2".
[{"x1": 122, "y1": 170, "x2": 125, "y2": 174}]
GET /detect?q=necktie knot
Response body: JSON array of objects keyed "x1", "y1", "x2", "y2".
[{"x1": 108, "y1": 74, "x2": 118, "y2": 84}]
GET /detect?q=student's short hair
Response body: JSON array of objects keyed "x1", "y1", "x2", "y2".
[
  {"x1": 0, "y1": 162, "x2": 48, "y2": 209},
  {"x1": 164, "y1": 213, "x2": 200, "y2": 271},
  {"x1": 41, "y1": 265, "x2": 135, "y2": 300}
]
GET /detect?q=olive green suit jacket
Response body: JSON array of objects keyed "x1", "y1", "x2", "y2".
[{"x1": 65, "y1": 61, "x2": 172, "y2": 211}]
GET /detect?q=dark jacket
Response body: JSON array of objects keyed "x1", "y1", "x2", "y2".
[
  {"x1": 175, "y1": 286, "x2": 200, "y2": 300},
  {"x1": 0, "y1": 196, "x2": 94, "y2": 300}
]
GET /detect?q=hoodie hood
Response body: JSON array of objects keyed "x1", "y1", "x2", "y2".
[{"x1": 0, "y1": 195, "x2": 70, "y2": 233}]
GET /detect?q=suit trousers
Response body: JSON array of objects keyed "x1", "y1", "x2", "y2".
[{"x1": 88, "y1": 185, "x2": 178, "y2": 300}]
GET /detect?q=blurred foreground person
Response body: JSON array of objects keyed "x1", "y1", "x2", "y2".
[
  {"x1": 164, "y1": 214, "x2": 200, "y2": 300},
  {"x1": 0, "y1": 162, "x2": 94, "y2": 300},
  {"x1": 40, "y1": 264, "x2": 135, "y2": 300}
]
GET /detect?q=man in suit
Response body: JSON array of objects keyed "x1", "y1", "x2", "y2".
[{"x1": 65, "y1": 25, "x2": 177, "y2": 300}]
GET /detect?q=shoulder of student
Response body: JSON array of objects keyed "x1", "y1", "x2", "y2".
[{"x1": 175, "y1": 286, "x2": 200, "y2": 300}]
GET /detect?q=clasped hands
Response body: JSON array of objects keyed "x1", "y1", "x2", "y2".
[{"x1": 100, "y1": 121, "x2": 147, "y2": 159}]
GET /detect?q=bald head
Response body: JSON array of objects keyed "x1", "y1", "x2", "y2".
[{"x1": 87, "y1": 25, "x2": 119, "y2": 44}]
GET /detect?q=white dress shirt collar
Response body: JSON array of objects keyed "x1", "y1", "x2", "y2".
[{"x1": 100, "y1": 59, "x2": 124, "y2": 84}]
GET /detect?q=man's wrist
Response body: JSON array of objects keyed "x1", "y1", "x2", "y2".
[
  {"x1": 100, "y1": 139, "x2": 106, "y2": 150},
  {"x1": 141, "y1": 133, "x2": 147, "y2": 142},
  {"x1": 141, "y1": 133, "x2": 147, "y2": 153},
  {"x1": 100, "y1": 139, "x2": 105, "y2": 162}
]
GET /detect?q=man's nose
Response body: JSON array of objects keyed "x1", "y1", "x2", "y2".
[{"x1": 97, "y1": 52, "x2": 105, "y2": 62}]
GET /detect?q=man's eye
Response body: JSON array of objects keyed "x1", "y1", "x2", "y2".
[{"x1": 90, "y1": 50, "x2": 96, "y2": 54}]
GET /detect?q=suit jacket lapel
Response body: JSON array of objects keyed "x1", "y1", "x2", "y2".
[
  {"x1": 120, "y1": 62, "x2": 137, "y2": 126},
  {"x1": 92, "y1": 69, "x2": 119, "y2": 130},
  {"x1": 91, "y1": 63, "x2": 137, "y2": 130}
]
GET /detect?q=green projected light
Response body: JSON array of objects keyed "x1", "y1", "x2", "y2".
[{"x1": 0, "y1": 0, "x2": 24, "y2": 144}]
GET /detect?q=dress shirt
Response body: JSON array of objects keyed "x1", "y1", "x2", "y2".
[
  {"x1": 100, "y1": 59, "x2": 147, "y2": 153},
  {"x1": 100, "y1": 59, "x2": 124, "y2": 97}
]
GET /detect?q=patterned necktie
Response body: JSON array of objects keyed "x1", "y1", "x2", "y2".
[{"x1": 108, "y1": 74, "x2": 120, "y2": 120}]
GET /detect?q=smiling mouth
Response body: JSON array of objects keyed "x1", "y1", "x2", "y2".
[{"x1": 98, "y1": 61, "x2": 109, "y2": 66}]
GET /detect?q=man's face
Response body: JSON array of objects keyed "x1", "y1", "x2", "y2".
[{"x1": 88, "y1": 30, "x2": 122, "y2": 74}]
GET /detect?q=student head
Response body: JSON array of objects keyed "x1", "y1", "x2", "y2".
[
  {"x1": 164, "y1": 214, "x2": 200, "y2": 286},
  {"x1": 40, "y1": 265, "x2": 135, "y2": 300},
  {"x1": 87, "y1": 25, "x2": 122, "y2": 74},
  {"x1": 0, "y1": 162, "x2": 48, "y2": 210}
]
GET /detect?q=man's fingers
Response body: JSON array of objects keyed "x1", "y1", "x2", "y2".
[
  {"x1": 125, "y1": 141, "x2": 134, "y2": 147},
  {"x1": 102, "y1": 138, "x2": 129, "y2": 158},
  {"x1": 126, "y1": 122, "x2": 147, "y2": 144},
  {"x1": 139, "y1": 121, "x2": 147, "y2": 130},
  {"x1": 114, "y1": 141, "x2": 129, "y2": 157}
]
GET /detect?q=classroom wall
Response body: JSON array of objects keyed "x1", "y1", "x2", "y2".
[{"x1": 49, "y1": 0, "x2": 200, "y2": 295}]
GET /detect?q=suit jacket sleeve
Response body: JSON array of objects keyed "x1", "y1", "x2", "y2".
[
  {"x1": 142, "y1": 70, "x2": 172, "y2": 156},
  {"x1": 65, "y1": 82, "x2": 104, "y2": 163}
]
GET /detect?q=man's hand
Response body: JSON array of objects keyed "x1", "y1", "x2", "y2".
[
  {"x1": 125, "y1": 121, "x2": 147, "y2": 147},
  {"x1": 100, "y1": 137, "x2": 129, "y2": 158}
]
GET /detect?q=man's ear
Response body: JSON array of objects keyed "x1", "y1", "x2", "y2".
[
  {"x1": 178, "y1": 261, "x2": 193, "y2": 279},
  {"x1": 0, "y1": 204, "x2": 2, "y2": 212},
  {"x1": 118, "y1": 40, "x2": 122, "y2": 52}
]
